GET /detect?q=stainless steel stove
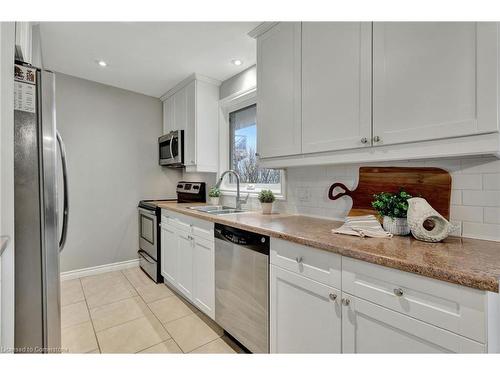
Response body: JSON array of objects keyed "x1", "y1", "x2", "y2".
[{"x1": 137, "y1": 182, "x2": 206, "y2": 282}]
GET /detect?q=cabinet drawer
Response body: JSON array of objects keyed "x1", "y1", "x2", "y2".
[
  {"x1": 161, "y1": 209, "x2": 214, "y2": 240},
  {"x1": 270, "y1": 238, "x2": 341, "y2": 288},
  {"x1": 342, "y1": 257, "x2": 486, "y2": 343}
]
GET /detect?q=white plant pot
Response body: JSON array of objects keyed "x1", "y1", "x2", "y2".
[
  {"x1": 208, "y1": 196, "x2": 220, "y2": 206},
  {"x1": 261, "y1": 202, "x2": 273, "y2": 214},
  {"x1": 382, "y1": 216, "x2": 410, "y2": 236}
]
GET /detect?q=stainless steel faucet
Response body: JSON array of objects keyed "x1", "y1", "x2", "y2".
[{"x1": 215, "y1": 170, "x2": 249, "y2": 210}]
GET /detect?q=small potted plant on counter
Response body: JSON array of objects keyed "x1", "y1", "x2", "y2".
[
  {"x1": 208, "y1": 187, "x2": 221, "y2": 205},
  {"x1": 372, "y1": 189, "x2": 413, "y2": 236},
  {"x1": 258, "y1": 189, "x2": 275, "y2": 214}
]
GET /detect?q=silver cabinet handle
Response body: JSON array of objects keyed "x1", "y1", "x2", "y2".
[
  {"x1": 329, "y1": 293, "x2": 337, "y2": 301},
  {"x1": 373, "y1": 135, "x2": 381, "y2": 143},
  {"x1": 295, "y1": 256, "x2": 303, "y2": 264},
  {"x1": 341, "y1": 297, "x2": 350, "y2": 306},
  {"x1": 361, "y1": 137, "x2": 368, "y2": 144},
  {"x1": 394, "y1": 288, "x2": 404, "y2": 297},
  {"x1": 57, "y1": 131, "x2": 69, "y2": 252}
]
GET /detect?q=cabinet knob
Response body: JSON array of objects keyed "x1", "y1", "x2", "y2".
[
  {"x1": 393, "y1": 288, "x2": 404, "y2": 297},
  {"x1": 341, "y1": 297, "x2": 350, "y2": 306},
  {"x1": 373, "y1": 136, "x2": 381, "y2": 143},
  {"x1": 295, "y1": 256, "x2": 303, "y2": 264},
  {"x1": 255, "y1": 152, "x2": 260, "y2": 157},
  {"x1": 329, "y1": 293, "x2": 337, "y2": 301},
  {"x1": 361, "y1": 137, "x2": 368, "y2": 144}
]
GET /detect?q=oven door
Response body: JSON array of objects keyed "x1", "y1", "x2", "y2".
[
  {"x1": 159, "y1": 131, "x2": 183, "y2": 166},
  {"x1": 138, "y1": 207, "x2": 157, "y2": 260}
]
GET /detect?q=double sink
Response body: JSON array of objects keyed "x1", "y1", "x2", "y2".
[{"x1": 188, "y1": 205, "x2": 247, "y2": 216}]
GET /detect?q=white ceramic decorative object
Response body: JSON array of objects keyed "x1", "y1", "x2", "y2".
[
  {"x1": 208, "y1": 196, "x2": 220, "y2": 205},
  {"x1": 382, "y1": 216, "x2": 410, "y2": 236},
  {"x1": 261, "y1": 202, "x2": 273, "y2": 214},
  {"x1": 407, "y1": 197, "x2": 457, "y2": 242}
]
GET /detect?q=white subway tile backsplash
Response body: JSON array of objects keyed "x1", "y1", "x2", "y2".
[
  {"x1": 462, "y1": 222, "x2": 500, "y2": 242},
  {"x1": 484, "y1": 207, "x2": 500, "y2": 224},
  {"x1": 460, "y1": 157, "x2": 500, "y2": 174},
  {"x1": 483, "y1": 174, "x2": 500, "y2": 190},
  {"x1": 462, "y1": 190, "x2": 500, "y2": 207},
  {"x1": 450, "y1": 190, "x2": 462, "y2": 205},
  {"x1": 450, "y1": 205, "x2": 483, "y2": 222},
  {"x1": 282, "y1": 156, "x2": 500, "y2": 242},
  {"x1": 451, "y1": 174, "x2": 482, "y2": 190}
]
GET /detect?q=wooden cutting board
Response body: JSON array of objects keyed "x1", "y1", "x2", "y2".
[{"x1": 328, "y1": 167, "x2": 452, "y2": 219}]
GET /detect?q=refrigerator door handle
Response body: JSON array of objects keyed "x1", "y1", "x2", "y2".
[{"x1": 57, "y1": 131, "x2": 69, "y2": 251}]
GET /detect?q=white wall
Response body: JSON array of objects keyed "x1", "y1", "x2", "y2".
[
  {"x1": 56, "y1": 73, "x2": 181, "y2": 272},
  {"x1": 0, "y1": 21, "x2": 15, "y2": 351}
]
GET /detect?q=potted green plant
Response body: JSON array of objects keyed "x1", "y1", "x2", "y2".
[
  {"x1": 371, "y1": 189, "x2": 413, "y2": 235},
  {"x1": 258, "y1": 189, "x2": 275, "y2": 214},
  {"x1": 208, "y1": 187, "x2": 221, "y2": 205}
]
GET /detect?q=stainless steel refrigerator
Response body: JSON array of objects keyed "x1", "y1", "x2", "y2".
[{"x1": 14, "y1": 61, "x2": 68, "y2": 352}]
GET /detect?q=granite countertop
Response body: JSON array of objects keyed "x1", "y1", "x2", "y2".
[{"x1": 158, "y1": 202, "x2": 500, "y2": 293}]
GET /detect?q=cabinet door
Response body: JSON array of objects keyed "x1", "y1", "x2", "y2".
[
  {"x1": 160, "y1": 222, "x2": 177, "y2": 286},
  {"x1": 173, "y1": 85, "x2": 187, "y2": 131},
  {"x1": 192, "y1": 236, "x2": 215, "y2": 319},
  {"x1": 373, "y1": 22, "x2": 499, "y2": 146},
  {"x1": 184, "y1": 80, "x2": 196, "y2": 167},
  {"x1": 270, "y1": 265, "x2": 341, "y2": 353},
  {"x1": 257, "y1": 22, "x2": 302, "y2": 158},
  {"x1": 162, "y1": 96, "x2": 175, "y2": 135},
  {"x1": 176, "y1": 231, "x2": 193, "y2": 300},
  {"x1": 342, "y1": 294, "x2": 485, "y2": 353},
  {"x1": 302, "y1": 22, "x2": 372, "y2": 153}
]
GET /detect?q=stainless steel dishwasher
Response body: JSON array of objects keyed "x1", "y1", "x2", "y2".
[{"x1": 214, "y1": 223, "x2": 269, "y2": 353}]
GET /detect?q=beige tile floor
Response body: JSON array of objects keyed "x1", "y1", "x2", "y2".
[{"x1": 60, "y1": 267, "x2": 243, "y2": 354}]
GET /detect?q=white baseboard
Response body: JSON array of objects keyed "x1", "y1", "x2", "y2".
[{"x1": 60, "y1": 258, "x2": 140, "y2": 281}]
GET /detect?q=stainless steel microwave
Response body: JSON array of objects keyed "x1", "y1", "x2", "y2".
[{"x1": 159, "y1": 130, "x2": 184, "y2": 167}]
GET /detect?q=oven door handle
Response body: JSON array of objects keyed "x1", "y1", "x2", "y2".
[
  {"x1": 138, "y1": 207, "x2": 156, "y2": 219},
  {"x1": 138, "y1": 250, "x2": 155, "y2": 264}
]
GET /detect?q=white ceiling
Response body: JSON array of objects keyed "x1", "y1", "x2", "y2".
[{"x1": 39, "y1": 22, "x2": 259, "y2": 97}]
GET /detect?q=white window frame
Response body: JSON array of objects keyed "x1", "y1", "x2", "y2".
[{"x1": 218, "y1": 88, "x2": 286, "y2": 199}]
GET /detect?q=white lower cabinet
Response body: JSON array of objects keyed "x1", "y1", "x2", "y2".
[
  {"x1": 160, "y1": 210, "x2": 215, "y2": 319},
  {"x1": 192, "y1": 236, "x2": 215, "y2": 319},
  {"x1": 176, "y1": 230, "x2": 193, "y2": 300},
  {"x1": 160, "y1": 222, "x2": 177, "y2": 286},
  {"x1": 270, "y1": 265, "x2": 341, "y2": 353},
  {"x1": 270, "y1": 238, "x2": 492, "y2": 353},
  {"x1": 341, "y1": 293, "x2": 485, "y2": 353}
]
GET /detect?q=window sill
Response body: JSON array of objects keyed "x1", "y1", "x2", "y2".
[{"x1": 219, "y1": 189, "x2": 286, "y2": 201}]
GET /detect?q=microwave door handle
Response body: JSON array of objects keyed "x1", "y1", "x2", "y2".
[
  {"x1": 169, "y1": 133, "x2": 174, "y2": 159},
  {"x1": 57, "y1": 131, "x2": 69, "y2": 252}
]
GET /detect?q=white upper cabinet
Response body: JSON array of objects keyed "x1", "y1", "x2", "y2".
[
  {"x1": 162, "y1": 97, "x2": 173, "y2": 134},
  {"x1": 161, "y1": 74, "x2": 220, "y2": 172},
  {"x1": 251, "y1": 22, "x2": 500, "y2": 168},
  {"x1": 256, "y1": 22, "x2": 302, "y2": 158},
  {"x1": 302, "y1": 22, "x2": 372, "y2": 153},
  {"x1": 372, "y1": 22, "x2": 499, "y2": 146}
]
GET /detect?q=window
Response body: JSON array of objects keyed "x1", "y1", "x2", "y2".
[{"x1": 227, "y1": 104, "x2": 283, "y2": 194}]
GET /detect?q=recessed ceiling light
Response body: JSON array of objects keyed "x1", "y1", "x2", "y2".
[
  {"x1": 97, "y1": 60, "x2": 107, "y2": 67},
  {"x1": 231, "y1": 59, "x2": 242, "y2": 66}
]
